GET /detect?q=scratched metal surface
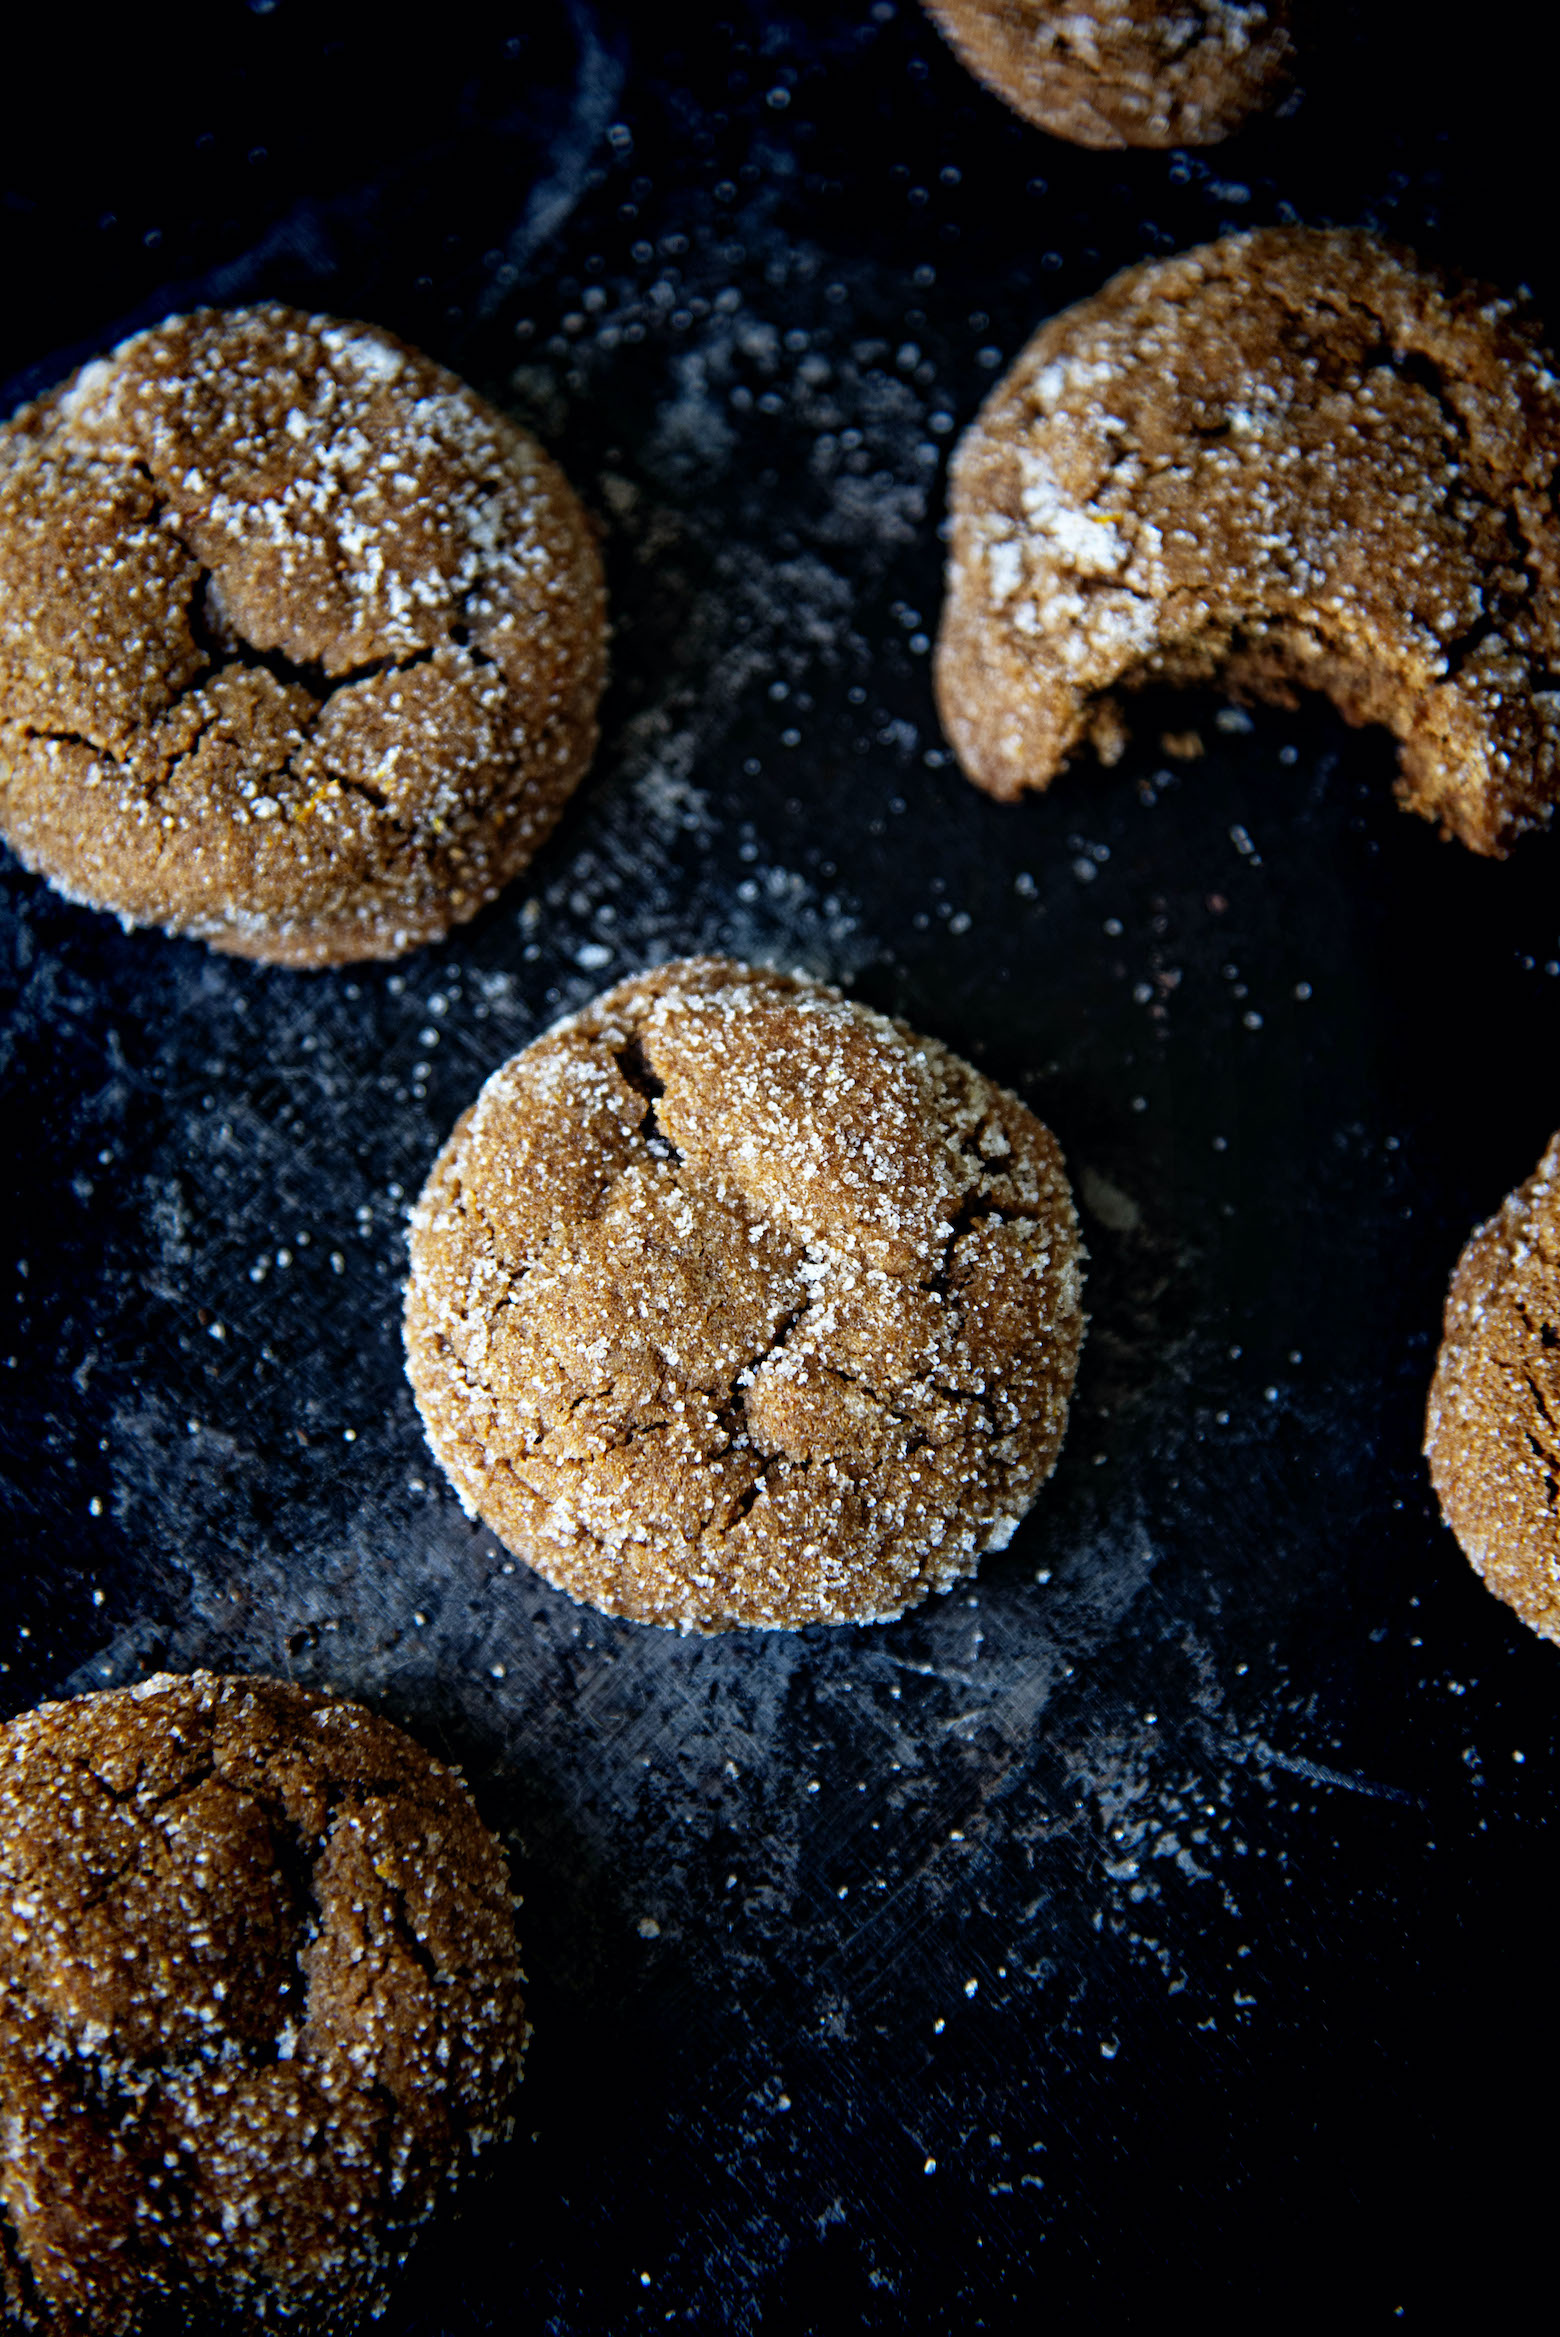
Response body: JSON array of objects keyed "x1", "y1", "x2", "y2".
[{"x1": 1, "y1": 3, "x2": 1555, "y2": 2325}]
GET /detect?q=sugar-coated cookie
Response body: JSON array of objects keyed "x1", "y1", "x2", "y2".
[
  {"x1": 936, "y1": 230, "x2": 1560, "y2": 856},
  {"x1": 0, "y1": 306, "x2": 606, "y2": 964},
  {"x1": 0, "y1": 1672, "x2": 525, "y2": 2330},
  {"x1": 1425, "y1": 1136, "x2": 1560, "y2": 1645},
  {"x1": 404, "y1": 959, "x2": 1086, "y2": 1632},
  {"x1": 923, "y1": 0, "x2": 1293, "y2": 149}
]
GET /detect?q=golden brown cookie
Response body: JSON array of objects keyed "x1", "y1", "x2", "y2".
[
  {"x1": 935, "y1": 229, "x2": 1560, "y2": 857},
  {"x1": 0, "y1": 306, "x2": 606, "y2": 966},
  {"x1": 404, "y1": 958, "x2": 1086, "y2": 1633},
  {"x1": 1425, "y1": 1136, "x2": 1560, "y2": 1645},
  {"x1": 922, "y1": 0, "x2": 1294, "y2": 148},
  {"x1": 0, "y1": 1671, "x2": 526, "y2": 2331}
]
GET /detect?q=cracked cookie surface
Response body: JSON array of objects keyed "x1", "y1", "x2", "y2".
[
  {"x1": 1425, "y1": 1136, "x2": 1560, "y2": 1645},
  {"x1": 922, "y1": 0, "x2": 1293, "y2": 148},
  {"x1": 0, "y1": 305, "x2": 605, "y2": 965},
  {"x1": 936, "y1": 229, "x2": 1560, "y2": 856},
  {"x1": 404, "y1": 958, "x2": 1086, "y2": 1632},
  {"x1": 0, "y1": 1671, "x2": 525, "y2": 2333}
]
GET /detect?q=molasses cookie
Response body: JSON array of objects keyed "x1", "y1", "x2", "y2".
[
  {"x1": 1425, "y1": 1135, "x2": 1560, "y2": 1644},
  {"x1": 936, "y1": 229, "x2": 1560, "y2": 856},
  {"x1": 0, "y1": 305, "x2": 606, "y2": 965},
  {"x1": 0, "y1": 1671, "x2": 526, "y2": 2330},
  {"x1": 404, "y1": 958, "x2": 1086, "y2": 1633},
  {"x1": 922, "y1": 0, "x2": 1294, "y2": 149}
]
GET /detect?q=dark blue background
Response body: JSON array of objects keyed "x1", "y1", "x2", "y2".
[{"x1": 2, "y1": 5, "x2": 1554, "y2": 2326}]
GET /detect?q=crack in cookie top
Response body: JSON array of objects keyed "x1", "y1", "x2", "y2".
[
  {"x1": 935, "y1": 229, "x2": 1560, "y2": 856},
  {"x1": 404, "y1": 958, "x2": 1086, "y2": 1633},
  {"x1": 0, "y1": 1671, "x2": 525, "y2": 2332},
  {"x1": 0, "y1": 305, "x2": 606, "y2": 964},
  {"x1": 1426, "y1": 1135, "x2": 1560, "y2": 1646},
  {"x1": 922, "y1": 0, "x2": 1294, "y2": 149}
]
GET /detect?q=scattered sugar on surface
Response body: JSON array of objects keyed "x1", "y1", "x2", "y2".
[{"x1": 4, "y1": 37, "x2": 1549, "y2": 2315}]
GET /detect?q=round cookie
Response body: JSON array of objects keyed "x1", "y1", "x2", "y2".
[
  {"x1": 404, "y1": 958, "x2": 1086, "y2": 1633},
  {"x1": 0, "y1": 1671, "x2": 526, "y2": 2331},
  {"x1": 0, "y1": 305, "x2": 606, "y2": 966},
  {"x1": 922, "y1": 0, "x2": 1293, "y2": 149},
  {"x1": 1425, "y1": 1135, "x2": 1560, "y2": 1645},
  {"x1": 935, "y1": 229, "x2": 1560, "y2": 857}
]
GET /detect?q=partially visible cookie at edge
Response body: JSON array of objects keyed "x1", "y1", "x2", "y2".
[
  {"x1": 1425, "y1": 1135, "x2": 1560, "y2": 1644},
  {"x1": 0, "y1": 305, "x2": 606, "y2": 966},
  {"x1": 935, "y1": 229, "x2": 1560, "y2": 857},
  {"x1": 922, "y1": 0, "x2": 1294, "y2": 149},
  {"x1": 0, "y1": 1670, "x2": 526, "y2": 2332},
  {"x1": 404, "y1": 957, "x2": 1086, "y2": 1633}
]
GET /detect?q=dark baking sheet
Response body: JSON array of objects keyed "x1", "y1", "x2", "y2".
[{"x1": 2, "y1": 3, "x2": 1555, "y2": 2324}]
